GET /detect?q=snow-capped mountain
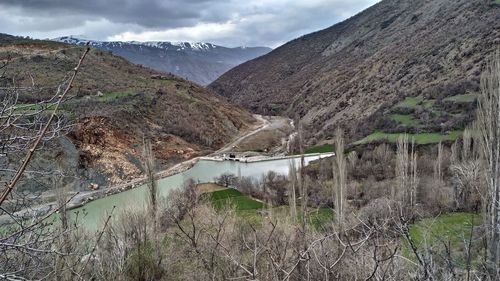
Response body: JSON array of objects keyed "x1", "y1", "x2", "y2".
[{"x1": 54, "y1": 36, "x2": 271, "y2": 85}]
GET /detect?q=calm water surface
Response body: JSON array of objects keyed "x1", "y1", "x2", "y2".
[{"x1": 70, "y1": 153, "x2": 334, "y2": 230}]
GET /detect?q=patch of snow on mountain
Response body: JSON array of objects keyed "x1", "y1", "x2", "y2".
[{"x1": 54, "y1": 36, "x2": 255, "y2": 53}]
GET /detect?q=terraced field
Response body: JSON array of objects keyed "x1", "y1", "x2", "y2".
[
  {"x1": 354, "y1": 130, "x2": 463, "y2": 145},
  {"x1": 443, "y1": 94, "x2": 477, "y2": 103},
  {"x1": 304, "y1": 144, "x2": 335, "y2": 154},
  {"x1": 351, "y1": 94, "x2": 476, "y2": 146},
  {"x1": 390, "y1": 113, "x2": 419, "y2": 126},
  {"x1": 96, "y1": 91, "x2": 138, "y2": 101}
]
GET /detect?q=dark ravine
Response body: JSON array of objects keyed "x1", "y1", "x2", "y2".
[
  {"x1": 54, "y1": 36, "x2": 272, "y2": 85},
  {"x1": 210, "y1": 0, "x2": 500, "y2": 144}
]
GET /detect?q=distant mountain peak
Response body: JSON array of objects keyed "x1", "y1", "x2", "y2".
[
  {"x1": 53, "y1": 36, "x2": 272, "y2": 85},
  {"x1": 54, "y1": 36, "x2": 252, "y2": 52}
]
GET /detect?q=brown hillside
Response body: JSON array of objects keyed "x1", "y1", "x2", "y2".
[
  {"x1": 0, "y1": 34, "x2": 256, "y2": 187},
  {"x1": 210, "y1": 0, "x2": 499, "y2": 144}
]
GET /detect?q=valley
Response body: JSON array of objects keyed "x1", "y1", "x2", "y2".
[
  {"x1": 1, "y1": 0, "x2": 500, "y2": 280},
  {"x1": 210, "y1": 0, "x2": 499, "y2": 147},
  {"x1": 0, "y1": 113, "x2": 296, "y2": 224},
  {"x1": 0, "y1": 33, "x2": 258, "y2": 191},
  {"x1": 54, "y1": 152, "x2": 334, "y2": 230}
]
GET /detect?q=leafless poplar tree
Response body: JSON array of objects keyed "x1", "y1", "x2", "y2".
[
  {"x1": 395, "y1": 135, "x2": 408, "y2": 202},
  {"x1": 347, "y1": 150, "x2": 358, "y2": 171},
  {"x1": 434, "y1": 141, "x2": 443, "y2": 181},
  {"x1": 332, "y1": 128, "x2": 346, "y2": 227},
  {"x1": 395, "y1": 134, "x2": 418, "y2": 208},
  {"x1": 450, "y1": 127, "x2": 481, "y2": 210},
  {"x1": 475, "y1": 51, "x2": 500, "y2": 277},
  {"x1": 143, "y1": 137, "x2": 158, "y2": 222},
  {"x1": 288, "y1": 159, "x2": 298, "y2": 221},
  {"x1": 409, "y1": 140, "x2": 418, "y2": 207}
]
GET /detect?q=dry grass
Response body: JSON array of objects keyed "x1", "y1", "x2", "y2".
[
  {"x1": 234, "y1": 129, "x2": 286, "y2": 153},
  {"x1": 196, "y1": 183, "x2": 226, "y2": 194}
]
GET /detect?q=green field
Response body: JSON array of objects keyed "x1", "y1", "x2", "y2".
[
  {"x1": 202, "y1": 189, "x2": 335, "y2": 229},
  {"x1": 14, "y1": 103, "x2": 76, "y2": 119},
  {"x1": 422, "y1": 99, "x2": 436, "y2": 109},
  {"x1": 390, "y1": 113, "x2": 419, "y2": 126},
  {"x1": 354, "y1": 130, "x2": 463, "y2": 145},
  {"x1": 397, "y1": 96, "x2": 434, "y2": 108},
  {"x1": 398, "y1": 96, "x2": 423, "y2": 107},
  {"x1": 443, "y1": 94, "x2": 477, "y2": 103},
  {"x1": 405, "y1": 212, "x2": 482, "y2": 266},
  {"x1": 397, "y1": 96, "x2": 435, "y2": 109},
  {"x1": 15, "y1": 103, "x2": 56, "y2": 111},
  {"x1": 203, "y1": 188, "x2": 265, "y2": 211},
  {"x1": 309, "y1": 208, "x2": 335, "y2": 229},
  {"x1": 97, "y1": 91, "x2": 137, "y2": 101},
  {"x1": 409, "y1": 213, "x2": 480, "y2": 248},
  {"x1": 304, "y1": 144, "x2": 335, "y2": 154}
]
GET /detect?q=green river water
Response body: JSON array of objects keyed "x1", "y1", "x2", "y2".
[{"x1": 60, "y1": 153, "x2": 334, "y2": 231}]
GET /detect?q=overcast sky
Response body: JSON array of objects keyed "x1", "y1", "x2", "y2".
[{"x1": 0, "y1": 0, "x2": 379, "y2": 48}]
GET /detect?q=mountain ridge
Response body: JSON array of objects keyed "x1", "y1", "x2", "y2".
[
  {"x1": 54, "y1": 36, "x2": 272, "y2": 85},
  {"x1": 210, "y1": 0, "x2": 499, "y2": 145}
]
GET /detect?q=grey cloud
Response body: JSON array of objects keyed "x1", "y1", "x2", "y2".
[
  {"x1": 0, "y1": 0, "x2": 231, "y2": 28},
  {"x1": 0, "y1": 0, "x2": 379, "y2": 47}
]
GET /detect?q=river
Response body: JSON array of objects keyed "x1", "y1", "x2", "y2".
[{"x1": 67, "y1": 153, "x2": 334, "y2": 230}]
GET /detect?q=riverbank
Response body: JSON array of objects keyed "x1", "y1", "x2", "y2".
[
  {"x1": 0, "y1": 156, "x2": 201, "y2": 224},
  {"x1": 0, "y1": 151, "x2": 337, "y2": 225},
  {"x1": 199, "y1": 152, "x2": 334, "y2": 163},
  {"x1": 0, "y1": 115, "x2": 279, "y2": 224}
]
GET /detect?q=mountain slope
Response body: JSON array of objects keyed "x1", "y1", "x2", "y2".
[
  {"x1": 55, "y1": 36, "x2": 271, "y2": 85},
  {"x1": 0, "y1": 33, "x2": 256, "y2": 188},
  {"x1": 210, "y1": 0, "x2": 499, "y2": 144}
]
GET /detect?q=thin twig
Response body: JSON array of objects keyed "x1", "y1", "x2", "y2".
[
  {"x1": 78, "y1": 206, "x2": 115, "y2": 278},
  {"x1": 0, "y1": 46, "x2": 90, "y2": 205}
]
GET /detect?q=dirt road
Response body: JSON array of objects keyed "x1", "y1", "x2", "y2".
[{"x1": 215, "y1": 115, "x2": 293, "y2": 154}]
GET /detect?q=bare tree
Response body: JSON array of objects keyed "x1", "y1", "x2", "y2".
[
  {"x1": 347, "y1": 150, "x2": 358, "y2": 171},
  {"x1": 409, "y1": 140, "x2": 418, "y2": 208},
  {"x1": 0, "y1": 46, "x2": 91, "y2": 280},
  {"x1": 475, "y1": 51, "x2": 500, "y2": 278},
  {"x1": 395, "y1": 134, "x2": 418, "y2": 208},
  {"x1": 143, "y1": 137, "x2": 158, "y2": 222},
  {"x1": 450, "y1": 129, "x2": 482, "y2": 211},
  {"x1": 332, "y1": 128, "x2": 346, "y2": 227},
  {"x1": 288, "y1": 159, "x2": 298, "y2": 221},
  {"x1": 0, "y1": 46, "x2": 90, "y2": 205},
  {"x1": 434, "y1": 141, "x2": 443, "y2": 181},
  {"x1": 216, "y1": 173, "x2": 238, "y2": 187}
]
